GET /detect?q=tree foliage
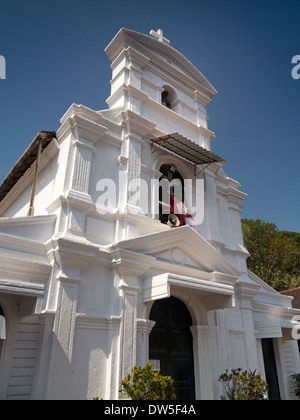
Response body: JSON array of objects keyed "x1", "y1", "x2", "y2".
[
  {"x1": 120, "y1": 364, "x2": 176, "y2": 400},
  {"x1": 242, "y1": 219, "x2": 300, "y2": 291},
  {"x1": 291, "y1": 374, "x2": 300, "y2": 399},
  {"x1": 218, "y1": 368, "x2": 268, "y2": 400}
]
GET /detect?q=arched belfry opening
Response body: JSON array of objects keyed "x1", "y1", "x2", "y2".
[
  {"x1": 161, "y1": 85, "x2": 177, "y2": 110},
  {"x1": 159, "y1": 164, "x2": 188, "y2": 227},
  {"x1": 149, "y1": 296, "x2": 195, "y2": 400}
]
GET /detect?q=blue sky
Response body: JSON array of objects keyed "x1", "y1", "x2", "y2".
[{"x1": 0, "y1": 0, "x2": 299, "y2": 232}]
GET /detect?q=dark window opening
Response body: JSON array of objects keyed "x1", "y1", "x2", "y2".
[
  {"x1": 261, "y1": 338, "x2": 281, "y2": 400},
  {"x1": 161, "y1": 90, "x2": 172, "y2": 109},
  {"x1": 159, "y1": 164, "x2": 186, "y2": 226},
  {"x1": 149, "y1": 296, "x2": 195, "y2": 400},
  {"x1": 161, "y1": 85, "x2": 177, "y2": 111},
  {"x1": 0, "y1": 305, "x2": 6, "y2": 358}
]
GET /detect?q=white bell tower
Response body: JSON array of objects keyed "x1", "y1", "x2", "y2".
[
  {"x1": 105, "y1": 28, "x2": 217, "y2": 150},
  {"x1": 103, "y1": 28, "x2": 225, "y2": 243}
]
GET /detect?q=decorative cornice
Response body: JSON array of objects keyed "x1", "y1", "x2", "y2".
[
  {"x1": 149, "y1": 61, "x2": 195, "y2": 93},
  {"x1": 58, "y1": 103, "x2": 122, "y2": 145},
  {"x1": 0, "y1": 214, "x2": 56, "y2": 228},
  {"x1": 0, "y1": 278, "x2": 44, "y2": 297},
  {"x1": 136, "y1": 318, "x2": 156, "y2": 334},
  {"x1": 235, "y1": 280, "x2": 260, "y2": 309},
  {"x1": 252, "y1": 300, "x2": 300, "y2": 318},
  {"x1": 0, "y1": 232, "x2": 49, "y2": 259},
  {"x1": 216, "y1": 183, "x2": 247, "y2": 205},
  {"x1": 0, "y1": 253, "x2": 51, "y2": 298},
  {"x1": 124, "y1": 46, "x2": 150, "y2": 69},
  {"x1": 117, "y1": 109, "x2": 156, "y2": 137},
  {"x1": 105, "y1": 28, "x2": 217, "y2": 98},
  {"x1": 75, "y1": 314, "x2": 121, "y2": 331},
  {"x1": 110, "y1": 247, "x2": 154, "y2": 278},
  {"x1": 143, "y1": 272, "x2": 235, "y2": 310},
  {"x1": 140, "y1": 42, "x2": 198, "y2": 81}
]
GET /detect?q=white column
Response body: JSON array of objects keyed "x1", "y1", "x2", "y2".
[
  {"x1": 31, "y1": 312, "x2": 55, "y2": 399},
  {"x1": 66, "y1": 115, "x2": 108, "y2": 237},
  {"x1": 105, "y1": 316, "x2": 122, "y2": 400},
  {"x1": 111, "y1": 248, "x2": 151, "y2": 397},
  {"x1": 115, "y1": 111, "x2": 155, "y2": 240},
  {"x1": 235, "y1": 281, "x2": 260, "y2": 371},
  {"x1": 71, "y1": 141, "x2": 94, "y2": 197},
  {"x1": 46, "y1": 274, "x2": 81, "y2": 399},
  {"x1": 136, "y1": 319, "x2": 156, "y2": 368},
  {"x1": 204, "y1": 168, "x2": 224, "y2": 249},
  {"x1": 120, "y1": 288, "x2": 138, "y2": 380},
  {"x1": 61, "y1": 112, "x2": 107, "y2": 202},
  {"x1": 190, "y1": 325, "x2": 216, "y2": 400}
]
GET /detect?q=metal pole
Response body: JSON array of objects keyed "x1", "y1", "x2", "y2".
[{"x1": 27, "y1": 138, "x2": 43, "y2": 216}]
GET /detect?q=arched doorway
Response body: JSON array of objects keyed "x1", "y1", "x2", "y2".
[{"x1": 149, "y1": 296, "x2": 195, "y2": 400}]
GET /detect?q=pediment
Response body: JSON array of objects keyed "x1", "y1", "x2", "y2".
[
  {"x1": 247, "y1": 269, "x2": 294, "y2": 307},
  {"x1": 151, "y1": 246, "x2": 213, "y2": 272},
  {"x1": 105, "y1": 28, "x2": 217, "y2": 97},
  {"x1": 114, "y1": 226, "x2": 240, "y2": 280}
]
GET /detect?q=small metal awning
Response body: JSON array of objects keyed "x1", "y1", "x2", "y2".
[{"x1": 151, "y1": 133, "x2": 226, "y2": 166}]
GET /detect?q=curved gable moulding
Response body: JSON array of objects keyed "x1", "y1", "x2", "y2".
[
  {"x1": 105, "y1": 28, "x2": 217, "y2": 98},
  {"x1": 105, "y1": 28, "x2": 218, "y2": 148}
]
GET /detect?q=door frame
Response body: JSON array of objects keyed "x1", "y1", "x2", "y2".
[
  {"x1": 147, "y1": 291, "x2": 215, "y2": 400},
  {"x1": 261, "y1": 338, "x2": 281, "y2": 400},
  {"x1": 149, "y1": 296, "x2": 196, "y2": 400}
]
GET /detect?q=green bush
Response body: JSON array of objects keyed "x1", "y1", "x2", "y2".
[
  {"x1": 120, "y1": 364, "x2": 176, "y2": 400},
  {"x1": 291, "y1": 373, "x2": 300, "y2": 399},
  {"x1": 218, "y1": 368, "x2": 268, "y2": 400}
]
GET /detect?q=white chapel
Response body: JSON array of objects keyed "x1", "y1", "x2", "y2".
[{"x1": 0, "y1": 28, "x2": 299, "y2": 400}]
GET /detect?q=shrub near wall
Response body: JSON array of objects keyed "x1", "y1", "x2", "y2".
[
  {"x1": 291, "y1": 374, "x2": 300, "y2": 399},
  {"x1": 120, "y1": 364, "x2": 176, "y2": 400},
  {"x1": 218, "y1": 368, "x2": 268, "y2": 400}
]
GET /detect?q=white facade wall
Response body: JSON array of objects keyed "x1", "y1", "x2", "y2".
[{"x1": 0, "y1": 28, "x2": 299, "y2": 400}]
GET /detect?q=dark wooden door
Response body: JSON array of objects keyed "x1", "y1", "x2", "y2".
[
  {"x1": 149, "y1": 296, "x2": 195, "y2": 400},
  {"x1": 261, "y1": 338, "x2": 281, "y2": 400}
]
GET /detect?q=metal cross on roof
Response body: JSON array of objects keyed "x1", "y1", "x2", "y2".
[{"x1": 150, "y1": 29, "x2": 170, "y2": 45}]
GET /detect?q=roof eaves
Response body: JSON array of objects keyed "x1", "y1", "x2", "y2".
[{"x1": 0, "y1": 131, "x2": 56, "y2": 203}]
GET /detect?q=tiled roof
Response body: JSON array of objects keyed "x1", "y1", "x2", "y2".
[{"x1": 280, "y1": 287, "x2": 300, "y2": 309}]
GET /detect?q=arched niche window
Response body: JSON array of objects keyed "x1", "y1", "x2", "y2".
[
  {"x1": 161, "y1": 85, "x2": 177, "y2": 110},
  {"x1": 159, "y1": 164, "x2": 188, "y2": 226},
  {"x1": 0, "y1": 305, "x2": 6, "y2": 360}
]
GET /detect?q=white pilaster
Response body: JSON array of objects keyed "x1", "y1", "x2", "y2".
[
  {"x1": 31, "y1": 312, "x2": 55, "y2": 399},
  {"x1": 203, "y1": 167, "x2": 225, "y2": 249},
  {"x1": 46, "y1": 274, "x2": 81, "y2": 399},
  {"x1": 235, "y1": 281, "x2": 260, "y2": 371},
  {"x1": 190, "y1": 325, "x2": 217, "y2": 400}
]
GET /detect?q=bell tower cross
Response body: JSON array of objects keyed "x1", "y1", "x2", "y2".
[{"x1": 149, "y1": 29, "x2": 170, "y2": 45}]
